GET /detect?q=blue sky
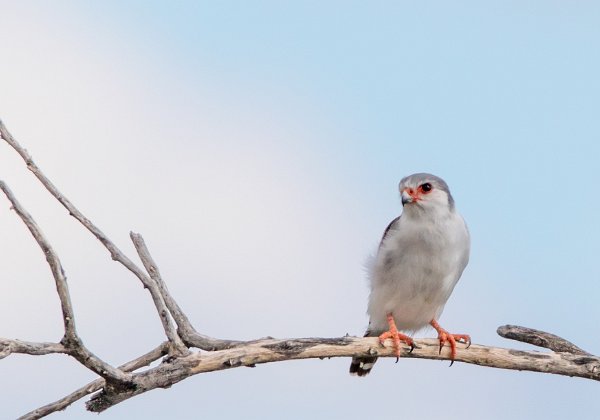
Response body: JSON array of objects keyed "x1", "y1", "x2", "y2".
[{"x1": 1, "y1": 1, "x2": 600, "y2": 419}]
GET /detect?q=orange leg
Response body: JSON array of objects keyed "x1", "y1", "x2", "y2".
[
  {"x1": 429, "y1": 319, "x2": 470, "y2": 365},
  {"x1": 378, "y1": 313, "x2": 415, "y2": 362}
]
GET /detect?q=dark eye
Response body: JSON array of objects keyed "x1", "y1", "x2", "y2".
[{"x1": 420, "y1": 183, "x2": 432, "y2": 193}]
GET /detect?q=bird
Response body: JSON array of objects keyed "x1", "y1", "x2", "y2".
[{"x1": 349, "y1": 173, "x2": 470, "y2": 377}]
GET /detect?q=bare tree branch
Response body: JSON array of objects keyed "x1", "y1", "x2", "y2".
[
  {"x1": 0, "y1": 181, "x2": 130, "y2": 384},
  {"x1": 497, "y1": 325, "x2": 591, "y2": 355},
  {"x1": 129, "y1": 232, "x2": 190, "y2": 356},
  {"x1": 85, "y1": 334, "x2": 600, "y2": 412},
  {"x1": 129, "y1": 232, "x2": 243, "y2": 351},
  {"x1": 0, "y1": 339, "x2": 67, "y2": 358},
  {"x1": 0, "y1": 181, "x2": 76, "y2": 338},
  {"x1": 19, "y1": 342, "x2": 169, "y2": 420},
  {"x1": 1, "y1": 119, "x2": 598, "y2": 418},
  {"x1": 0, "y1": 119, "x2": 188, "y2": 355}
]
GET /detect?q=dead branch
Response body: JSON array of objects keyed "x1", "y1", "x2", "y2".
[
  {"x1": 18, "y1": 343, "x2": 169, "y2": 420},
  {"x1": 0, "y1": 181, "x2": 131, "y2": 385},
  {"x1": 84, "y1": 333, "x2": 600, "y2": 413},
  {"x1": 0, "y1": 120, "x2": 187, "y2": 356},
  {"x1": 497, "y1": 325, "x2": 592, "y2": 355},
  {"x1": 0, "y1": 339, "x2": 67, "y2": 358},
  {"x1": 1, "y1": 118, "x2": 598, "y2": 418},
  {"x1": 129, "y1": 232, "x2": 244, "y2": 351}
]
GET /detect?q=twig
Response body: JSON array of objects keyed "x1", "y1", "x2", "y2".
[
  {"x1": 0, "y1": 181, "x2": 76, "y2": 338},
  {"x1": 19, "y1": 342, "x2": 169, "y2": 420},
  {"x1": 129, "y1": 232, "x2": 242, "y2": 351},
  {"x1": 129, "y1": 232, "x2": 189, "y2": 356},
  {"x1": 0, "y1": 181, "x2": 130, "y2": 384},
  {"x1": 0, "y1": 339, "x2": 67, "y2": 359},
  {"x1": 497, "y1": 325, "x2": 591, "y2": 355}
]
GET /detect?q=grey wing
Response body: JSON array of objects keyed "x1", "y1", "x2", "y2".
[
  {"x1": 350, "y1": 215, "x2": 402, "y2": 376},
  {"x1": 378, "y1": 215, "x2": 400, "y2": 249},
  {"x1": 350, "y1": 216, "x2": 401, "y2": 377}
]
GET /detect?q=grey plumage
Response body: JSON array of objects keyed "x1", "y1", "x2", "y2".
[{"x1": 350, "y1": 173, "x2": 470, "y2": 376}]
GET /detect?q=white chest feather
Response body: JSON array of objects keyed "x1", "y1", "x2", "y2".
[{"x1": 367, "y1": 212, "x2": 470, "y2": 333}]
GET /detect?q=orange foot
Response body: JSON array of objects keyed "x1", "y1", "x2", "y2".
[
  {"x1": 430, "y1": 319, "x2": 470, "y2": 365},
  {"x1": 378, "y1": 313, "x2": 415, "y2": 362}
]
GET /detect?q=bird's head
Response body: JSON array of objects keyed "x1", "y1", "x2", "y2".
[{"x1": 399, "y1": 173, "x2": 455, "y2": 216}]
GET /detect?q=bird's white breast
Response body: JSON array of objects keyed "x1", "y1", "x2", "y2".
[{"x1": 367, "y1": 211, "x2": 470, "y2": 333}]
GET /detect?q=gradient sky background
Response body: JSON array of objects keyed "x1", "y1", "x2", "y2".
[{"x1": 1, "y1": 1, "x2": 600, "y2": 419}]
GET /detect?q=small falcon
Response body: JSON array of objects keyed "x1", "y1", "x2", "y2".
[{"x1": 350, "y1": 173, "x2": 471, "y2": 376}]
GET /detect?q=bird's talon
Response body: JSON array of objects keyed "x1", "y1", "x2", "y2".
[
  {"x1": 379, "y1": 314, "x2": 413, "y2": 361},
  {"x1": 430, "y1": 320, "x2": 469, "y2": 363}
]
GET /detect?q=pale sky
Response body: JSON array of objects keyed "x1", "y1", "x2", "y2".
[{"x1": 1, "y1": 2, "x2": 599, "y2": 419}]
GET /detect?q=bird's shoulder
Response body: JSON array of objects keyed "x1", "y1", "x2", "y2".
[{"x1": 379, "y1": 215, "x2": 401, "y2": 248}]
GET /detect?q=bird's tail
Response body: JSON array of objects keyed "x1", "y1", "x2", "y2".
[{"x1": 349, "y1": 329, "x2": 378, "y2": 377}]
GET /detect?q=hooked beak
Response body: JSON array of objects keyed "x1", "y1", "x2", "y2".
[{"x1": 401, "y1": 188, "x2": 418, "y2": 206}]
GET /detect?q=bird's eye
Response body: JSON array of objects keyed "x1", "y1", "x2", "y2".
[{"x1": 420, "y1": 183, "x2": 433, "y2": 193}]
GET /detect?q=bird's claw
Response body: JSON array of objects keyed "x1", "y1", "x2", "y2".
[
  {"x1": 465, "y1": 337, "x2": 472, "y2": 349},
  {"x1": 378, "y1": 330, "x2": 414, "y2": 359},
  {"x1": 430, "y1": 320, "x2": 470, "y2": 365},
  {"x1": 379, "y1": 314, "x2": 414, "y2": 361}
]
